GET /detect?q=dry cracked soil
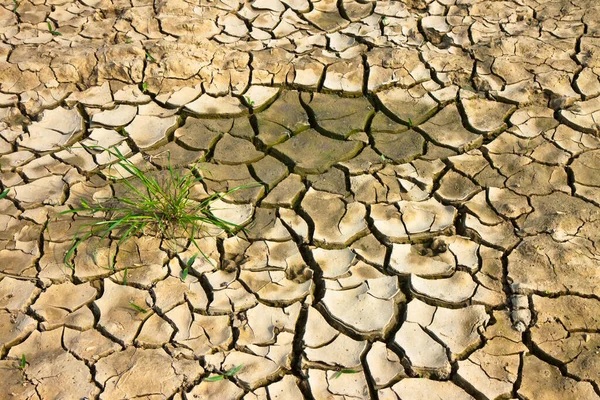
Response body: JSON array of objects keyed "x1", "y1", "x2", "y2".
[{"x1": 1, "y1": 0, "x2": 600, "y2": 399}]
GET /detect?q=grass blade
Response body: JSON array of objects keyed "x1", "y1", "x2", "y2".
[
  {"x1": 129, "y1": 301, "x2": 147, "y2": 313},
  {"x1": 332, "y1": 369, "x2": 359, "y2": 379},
  {"x1": 225, "y1": 364, "x2": 243, "y2": 376},
  {"x1": 64, "y1": 236, "x2": 89, "y2": 269},
  {"x1": 204, "y1": 375, "x2": 224, "y2": 382},
  {"x1": 186, "y1": 253, "x2": 198, "y2": 268}
]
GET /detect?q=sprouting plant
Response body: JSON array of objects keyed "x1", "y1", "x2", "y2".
[
  {"x1": 141, "y1": 82, "x2": 148, "y2": 93},
  {"x1": 181, "y1": 253, "x2": 197, "y2": 281},
  {"x1": 380, "y1": 154, "x2": 386, "y2": 162},
  {"x1": 19, "y1": 354, "x2": 27, "y2": 369},
  {"x1": 122, "y1": 268, "x2": 128, "y2": 285},
  {"x1": 0, "y1": 188, "x2": 8, "y2": 199},
  {"x1": 205, "y1": 364, "x2": 243, "y2": 382},
  {"x1": 46, "y1": 19, "x2": 62, "y2": 36},
  {"x1": 332, "y1": 369, "x2": 359, "y2": 379},
  {"x1": 245, "y1": 96, "x2": 255, "y2": 106},
  {"x1": 12, "y1": 0, "x2": 18, "y2": 12},
  {"x1": 145, "y1": 52, "x2": 156, "y2": 62},
  {"x1": 129, "y1": 300, "x2": 147, "y2": 313},
  {"x1": 180, "y1": 266, "x2": 189, "y2": 281},
  {"x1": 60, "y1": 146, "x2": 250, "y2": 269},
  {"x1": 125, "y1": 38, "x2": 133, "y2": 44},
  {"x1": 407, "y1": 118, "x2": 414, "y2": 128}
]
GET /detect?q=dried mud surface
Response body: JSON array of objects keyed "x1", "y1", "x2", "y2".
[{"x1": 1, "y1": 0, "x2": 600, "y2": 399}]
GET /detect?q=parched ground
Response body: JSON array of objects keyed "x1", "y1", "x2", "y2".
[{"x1": 1, "y1": 0, "x2": 600, "y2": 398}]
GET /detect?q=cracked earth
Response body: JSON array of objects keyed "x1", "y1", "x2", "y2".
[{"x1": 1, "y1": 0, "x2": 600, "y2": 398}]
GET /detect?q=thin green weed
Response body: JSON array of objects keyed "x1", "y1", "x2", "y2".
[
  {"x1": 205, "y1": 364, "x2": 243, "y2": 382},
  {"x1": 145, "y1": 52, "x2": 156, "y2": 62},
  {"x1": 181, "y1": 253, "x2": 198, "y2": 281},
  {"x1": 46, "y1": 19, "x2": 62, "y2": 36},
  {"x1": 19, "y1": 354, "x2": 27, "y2": 370},
  {"x1": 129, "y1": 300, "x2": 148, "y2": 314},
  {"x1": 332, "y1": 369, "x2": 359, "y2": 379}
]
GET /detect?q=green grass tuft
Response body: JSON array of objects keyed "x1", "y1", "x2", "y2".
[{"x1": 61, "y1": 146, "x2": 250, "y2": 269}]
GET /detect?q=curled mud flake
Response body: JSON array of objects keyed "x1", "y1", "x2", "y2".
[
  {"x1": 377, "y1": 85, "x2": 438, "y2": 126},
  {"x1": 12, "y1": 176, "x2": 67, "y2": 208},
  {"x1": 304, "y1": 306, "x2": 339, "y2": 348},
  {"x1": 123, "y1": 114, "x2": 178, "y2": 150},
  {"x1": 209, "y1": 280, "x2": 258, "y2": 314},
  {"x1": 301, "y1": 189, "x2": 369, "y2": 247},
  {"x1": 238, "y1": 302, "x2": 301, "y2": 347},
  {"x1": 305, "y1": 323, "x2": 366, "y2": 367},
  {"x1": 320, "y1": 276, "x2": 404, "y2": 338},
  {"x1": 560, "y1": 97, "x2": 600, "y2": 134},
  {"x1": 239, "y1": 268, "x2": 312, "y2": 306},
  {"x1": 18, "y1": 107, "x2": 84, "y2": 153},
  {"x1": 410, "y1": 271, "x2": 478, "y2": 306},
  {"x1": 389, "y1": 241, "x2": 455, "y2": 277},
  {"x1": 420, "y1": 105, "x2": 483, "y2": 152},
  {"x1": 394, "y1": 321, "x2": 452, "y2": 378},
  {"x1": 366, "y1": 341, "x2": 406, "y2": 389},
  {"x1": 186, "y1": 94, "x2": 248, "y2": 117},
  {"x1": 460, "y1": 96, "x2": 515, "y2": 135}
]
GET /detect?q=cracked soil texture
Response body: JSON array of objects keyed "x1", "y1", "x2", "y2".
[{"x1": 1, "y1": 0, "x2": 600, "y2": 398}]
